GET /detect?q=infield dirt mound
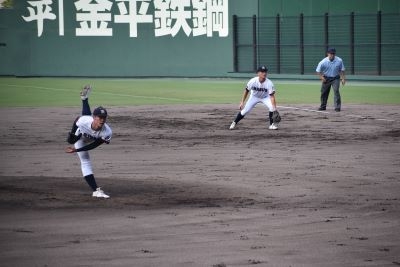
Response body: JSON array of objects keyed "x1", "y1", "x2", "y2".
[{"x1": 0, "y1": 104, "x2": 399, "y2": 266}]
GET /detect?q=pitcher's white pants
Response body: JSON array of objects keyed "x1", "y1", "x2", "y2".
[
  {"x1": 74, "y1": 139, "x2": 93, "y2": 177},
  {"x1": 240, "y1": 95, "x2": 275, "y2": 116}
]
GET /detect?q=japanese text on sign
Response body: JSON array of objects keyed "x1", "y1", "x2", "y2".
[{"x1": 22, "y1": 0, "x2": 229, "y2": 37}]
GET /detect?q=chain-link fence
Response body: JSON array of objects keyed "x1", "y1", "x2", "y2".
[{"x1": 233, "y1": 12, "x2": 400, "y2": 75}]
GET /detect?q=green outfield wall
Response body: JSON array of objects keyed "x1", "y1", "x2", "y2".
[
  {"x1": 0, "y1": 0, "x2": 399, "y2": 77},
  {"x1": 0, "y1": 0, "x2": 258, "y2": 77}
]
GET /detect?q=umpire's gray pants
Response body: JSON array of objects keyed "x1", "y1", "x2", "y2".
[{"x1": 320, "y1": 79, "x2": 341, "y2": 109}]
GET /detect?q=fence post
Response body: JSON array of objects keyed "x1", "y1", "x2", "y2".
[
  {"x1": 232, "y1": 15, "x2": 238, "y2": 72},
  {"x1": 300, "y1": 13, "x2": 304, "y2": 75},
  {"x1": 324, "y1": 13, "x2": 329, "y2": 51},
  {"x1": 252, "y1": 15, "x2": 257, "y2": 72},
  {"x1": 350, "y1": 12, "x2": 355, "y2": 75},
  {"x1": 276, "y1": 14, "x2": 281, "y2": 74},
  {"x1": 377, "y1": 11, "x2": 382, "y2": 75}
]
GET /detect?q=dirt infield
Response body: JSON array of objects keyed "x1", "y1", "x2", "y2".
[{"x1": 0, "y1": 104, "x2": 399, "y2": 266}]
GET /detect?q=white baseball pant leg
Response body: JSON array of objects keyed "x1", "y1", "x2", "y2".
[
  {"x1": 74, "y1": 139, "x2": 93, "y2": 177},
  {"x1": 240, "y1": 95, "x2": 274, "y2": 116}
]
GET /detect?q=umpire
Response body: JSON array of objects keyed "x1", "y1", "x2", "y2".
[{"x1": 316, "y1": 47, "x2": 346, "y2": 112}]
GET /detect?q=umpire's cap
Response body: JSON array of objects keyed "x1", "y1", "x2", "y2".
[
  {"x1": 257, "y1": 65, "x2": 268, "y2": 73},
  {"x1": 327, "y1": 47, "x2": 336, "y2": 54},
  {"x1": 93, "y1": 106, "x2": 108, "y2": 117}
]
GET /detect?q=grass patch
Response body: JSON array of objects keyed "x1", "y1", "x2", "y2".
[{"x1": 0, "y1": 77, "x2": 399, "y2": 107}]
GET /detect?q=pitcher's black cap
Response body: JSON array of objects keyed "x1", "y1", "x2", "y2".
[{"x1": 93, "y1": 106, "x2": 108, "y2": 117}]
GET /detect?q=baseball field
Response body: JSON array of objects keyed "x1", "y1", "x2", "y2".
[{"x1": 0, "y1": 77, "x2": 400, "y2": 266}]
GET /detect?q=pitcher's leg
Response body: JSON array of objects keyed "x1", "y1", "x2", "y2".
[
  {"x1": 81, "y1": 99, "x2": 92, "y2": 116},
  {"x1": 80, "y1": 85, "x2": 92, "y2": 115},
  {"x1": 74, "y1": 140, "x2": 97, "y2": 191}
]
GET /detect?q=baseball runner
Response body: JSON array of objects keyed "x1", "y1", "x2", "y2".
[
  {"x1": 229, "y1": 65, "x2": 281, "y2": 130},
  {"x1": 316, "y1": 47, "x2": 346, "y2": 111},
  {"x1": 65, "y1": 85, "x2": 112, "y2": 198}
]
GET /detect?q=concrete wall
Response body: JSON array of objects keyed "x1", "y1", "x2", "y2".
[{"x1": 1, "y1": 0, "x2": 258, "y2": 77}]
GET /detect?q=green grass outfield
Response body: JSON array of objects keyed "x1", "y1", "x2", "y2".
[{"x1": 0, "y1": 77, "x2": 399, "y2": 107}]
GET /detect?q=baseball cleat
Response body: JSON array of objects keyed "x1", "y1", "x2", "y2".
[
  {"x1": 80, "y1": 85, "x2": 92, "y2": 100},
  {"x1": 229, "y1": 121, "x2": 236, "y2": 130},
  {"x1": 92, "y1": 187, "x2": 110, "y2": 198},
  {"x1": 269, "y1": 123, "x2": 278, "y2": 130}
]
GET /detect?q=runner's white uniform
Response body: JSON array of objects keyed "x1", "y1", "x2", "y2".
[
  {"x1": 74, "y1": 116, "x2": 112, "y2": 176},
  {"x1": 240, "y1": 77, "x2": 276, "y2": 116}
]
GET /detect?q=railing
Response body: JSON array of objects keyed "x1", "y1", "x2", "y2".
[{"x1": 232, "y1": 12, "x2": 400, "y2": 75}]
